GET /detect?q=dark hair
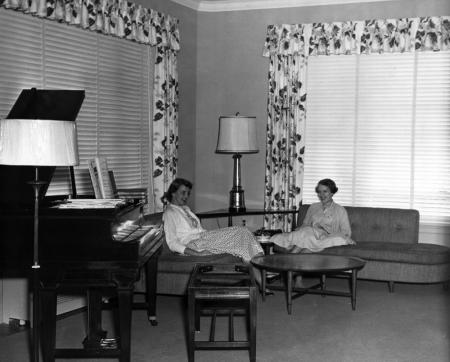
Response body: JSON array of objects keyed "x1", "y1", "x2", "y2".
[
  {"x1": 161, "y1": 178, "x2": 193, "y2": 204},
  {"x1": 315, "y1": 178, "x2": 338, "y2": 194}
]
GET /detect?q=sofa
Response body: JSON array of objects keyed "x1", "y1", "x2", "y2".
[
  {"x1": 156, "y1": 205, "x2": 450, "y2": 295},
  {"x1": 297, "y1": 205, "x2": 450, "y2": 292}
]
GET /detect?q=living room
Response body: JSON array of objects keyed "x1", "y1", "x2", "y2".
[
  {"x1": 0, "y1": 0, "x2": 449, "y2": 361},
  {"x1": 146, "y1": 0, "x2": 450, "y2": 245}
]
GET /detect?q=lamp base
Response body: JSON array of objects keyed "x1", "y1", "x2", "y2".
[{"x1": 229, "y1": 187, "x2": 246, "y2": 213}]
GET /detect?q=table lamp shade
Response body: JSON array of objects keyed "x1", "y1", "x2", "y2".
[
  {"x1": 0, "y1": 118, "x2": 79, "y2": 166},
  {"x1": 216, "y1": 115, "x2": 258, "y2": 154}
]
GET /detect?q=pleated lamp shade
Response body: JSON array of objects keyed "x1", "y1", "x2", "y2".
[{"x1": 216, "y1": 115, "x2": 258, "y2": 154}]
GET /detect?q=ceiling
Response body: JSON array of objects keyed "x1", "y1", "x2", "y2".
[{"x1": 168, "y1": 0, "x2": 401, "y2": 12}]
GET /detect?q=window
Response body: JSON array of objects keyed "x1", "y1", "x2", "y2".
[
  {"x1": 304, "y1": 51, "x2": 450, "y2": 225},
  {"x1": 0, "y1": 9, "x2": 153, "y2": 196}
]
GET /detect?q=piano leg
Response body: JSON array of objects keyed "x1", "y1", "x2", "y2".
[
  {"x1": 40, "y1": 285, "x2": 57, "y2": 362},
  {"x1": 38, "y1": 267, "x2": 138, "y2": 361},
  {"x1": 83, "y1": 289, "x2": 107, "y2": 349},
  {"x1": 117, "y1": 287, "x2": 133, "y2": 362},
  {"x1": 145, "y1": 250, "x2": 160, "y2": 326}
]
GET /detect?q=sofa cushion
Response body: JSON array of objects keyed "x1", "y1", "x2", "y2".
[{"x1": 320, "y1": 242, "x2": 450, "y2": 265}]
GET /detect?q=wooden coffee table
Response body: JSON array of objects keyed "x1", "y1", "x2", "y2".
[{"x1": 251, "y1": 254, "x2": 366, "y2": 314}]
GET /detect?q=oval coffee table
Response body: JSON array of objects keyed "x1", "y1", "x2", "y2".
[{"x1": 251, "y1": 254, "x2": 366, "y2": 314}]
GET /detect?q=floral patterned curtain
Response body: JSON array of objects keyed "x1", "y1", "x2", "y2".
[
  {"x1": 263, "y1": 16, "x2": 449, "y2": 230},
  {"x1": 152, "y1": 46, "x2": 179, "y2": 211},
  {"x1": 0, "y1": 0, "x2": 180, "y2": 212},
  {"x1": 263, "y1": 25, "x2": 307, "y2": 231},
  {"x1": 0, "y1": 0, "x2": 180, "y2": 48}
]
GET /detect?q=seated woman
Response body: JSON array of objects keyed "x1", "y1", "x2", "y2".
[
  {"x1": 162, "y1": 178, "x2": 264, "y2": 263},
  {"x1": 271, "y1": 178, "x2": 355, "y2": 253}
]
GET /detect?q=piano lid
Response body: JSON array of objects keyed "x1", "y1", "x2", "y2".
[{"x1": 0, "y1": 88, "x2": 85, "y2": 209}]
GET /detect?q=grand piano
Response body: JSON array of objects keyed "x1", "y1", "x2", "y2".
[{"x1": 0, "y1": 89, "x2": 164, "y2": 362}]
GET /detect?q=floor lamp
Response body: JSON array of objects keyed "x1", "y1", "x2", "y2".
[
  {"x1": 0, "y1": 118, "x2": 79, "y2": 362},
  {"x1": 216, "y1": 114, "x2": 258, "y2": 212}
]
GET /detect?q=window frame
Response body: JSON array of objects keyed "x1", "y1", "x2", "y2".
[
  {"x1": 0, "y1": 9, "x2": 153, "y2": 197},
  {"x1": 303, "y1": 50, "x2": 450, "y2": 227}
]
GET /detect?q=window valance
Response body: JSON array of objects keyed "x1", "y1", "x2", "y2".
[
  {"x1": 0, "y1": 0, "x2": 180, "y2": 51},
  {"x1": 263, "y1": 16, "x2": 449, "y2": 57}
]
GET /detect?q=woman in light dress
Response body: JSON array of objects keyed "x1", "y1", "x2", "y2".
[
  {"x1": 162, "y1": 178, "x2": 264, "y2": 262},
  {"x1": 271, "y1": 178, "x2": 354, "y2": 253}
]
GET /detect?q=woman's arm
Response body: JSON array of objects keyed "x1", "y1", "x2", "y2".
[
  {"x1": 163, "y1": 207, "x2": 192, "y2": 254},
  {"x1": 301, "y1": 204, "x2": 316, "y2": 228},
  {"x1": 337, "y1": 206, "x2": 351, "y2": 237}
]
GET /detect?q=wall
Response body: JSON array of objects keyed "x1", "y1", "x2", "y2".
[{"x1": 193, "y1": 0, "x2": 450, "y2": 243}]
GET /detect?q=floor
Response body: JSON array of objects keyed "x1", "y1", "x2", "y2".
[{"x1": 0, "y1": 278, "x2": 449, "y2": 362}]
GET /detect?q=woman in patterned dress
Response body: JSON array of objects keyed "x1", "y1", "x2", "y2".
[
  {"x1": 271, "y1": 178, "x2": 355, "y2": 253},
  {"x1": 162, "y1": 178, "x2": 264, "y2": 262}
]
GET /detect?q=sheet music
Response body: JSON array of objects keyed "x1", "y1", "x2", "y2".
[
  {"x1": 88, "y1": 157, "x2": 115, "y2": 199},
  {"x1": 55, "y1": 199, "x2": 126, "y2": 209}
]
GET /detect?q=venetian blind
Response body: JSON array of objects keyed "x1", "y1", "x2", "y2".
[
  {"x1": 304, "y1": 51, "x2": 450, "y2": 225},
  {"x1": 0, "y1": 8, "x2": 152, "y2": 196}
]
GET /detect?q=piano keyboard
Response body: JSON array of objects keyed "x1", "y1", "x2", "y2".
[
  {"x1": 113, "y1": 220, "x2": 164, "y2": 257},
  {"x1": 113, "y1": 220, "x2": 160, "y2": 241}
]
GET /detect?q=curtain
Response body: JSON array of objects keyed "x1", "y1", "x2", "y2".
[
  {"x1": 152, "y1": 46, "x2": 179, "y2": 211},
  {"x1": 263, "y1": 24, "x2": 308, "y2": 230},
  {"x1": 264, "y1": 52, "x2": 306, "y2": 231},
  {"x1": 0, "y1": 0, "x2": 180, "y2": 212},
  {"x1": 263, "y1": 16, "x2": 450, "y2": 229}
]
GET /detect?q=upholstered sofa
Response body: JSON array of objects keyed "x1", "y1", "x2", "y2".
[
  {"x1": 156, "y1": 205, "x2": 450, "y2": 295},
  {"x1": 297, "y1": 205, "x2": 450, "y2": 292}
]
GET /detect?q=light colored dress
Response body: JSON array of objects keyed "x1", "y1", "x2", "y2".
[
  {"x1": 163, "y1": 203, "x2": 263, "y2": 262},
  {"x1": 270, "y1": 201, "x2": 354, "y2": 252}
]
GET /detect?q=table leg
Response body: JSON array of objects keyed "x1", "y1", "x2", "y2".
[
  {"x1": 286, "y1": 270, "x2": 293, "y2": 315},
  {"x1": 261, "y1": 269, "x2": 266, "y2": 301},
  {"x1": 187, "y1": 291, "x2": 196, "y2": 362},
  {"x1": 351, "y1": 269, "x2": 357, "y2": 310},
  {"x1": 249, "y1": 287, "x2": 257, "y2": 362},
  {"x1": 320, "y1": 274, "x2": 326, "y2": 297}
]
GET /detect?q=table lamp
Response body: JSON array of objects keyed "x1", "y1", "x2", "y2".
[
  {"x1": 0, "y1": 118, "x2": 79, "y2": 362},
  {"x1": 216, "y1": 113, "x2": 258, "y2": 212}
]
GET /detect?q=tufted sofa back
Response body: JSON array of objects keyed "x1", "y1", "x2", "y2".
[{"x1": 297, "y1": 205, "x2": 419, "y2": 244}]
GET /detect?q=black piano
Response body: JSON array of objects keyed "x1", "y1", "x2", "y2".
[{"x1": 0, "y1": 89, "x2": 164, "y2": 362}]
